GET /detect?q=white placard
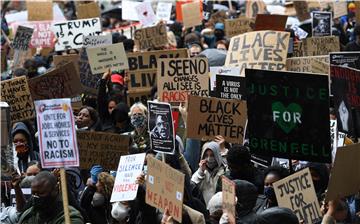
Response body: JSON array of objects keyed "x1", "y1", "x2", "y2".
[
  {"x1": 35, "y1": 98, "x2": 79, "y2": 168},
  {"x1": 83, "y1": 34, "x2": 113, "y2": 48},
  {"x1": 209, "y1": 66, "x2": 241, "y2": 91},
  {"x1": 156, "y1": 2, "x2": 172, "y2": 22},
  {"x1": 330, "y1": 120, "x2": 337, "y2": 163},
  {"x1": 122, "y1": 0, "x2": 141, "y2": 21},
  {"x1": 135, "y1": 2, "x2": 157, "y2": 27},
  {"x1": 52, "y1": 17, "x2": 102, "y2": 51},
  {"x1": 110, "y1": 153, "x2": 146, "y2": 202}
]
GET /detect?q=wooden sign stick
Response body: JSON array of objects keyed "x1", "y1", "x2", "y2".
[{"x1": 60, "y1": 168, "x2": 71, "y2": 224}]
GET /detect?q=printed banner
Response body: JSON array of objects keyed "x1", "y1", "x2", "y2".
[
  {"x1": 209, "y1": 66, "x2": 241, "y2": 91},
  {"x1": 312, "y1": 11, "x2": 332, "y2": 37},
  {"x1": 246, "y1": 69, "x2": 331, "y2": 163},
  {"x1": 35, "y1": 98, "x2": 79, "y2": 168},
  {"x1": 148, "y1": 101, "x2": 175, "y2": 154},
  {"x1": 215, "y1": 75, "x2": 246, "y2": 100},
  {"x1": 330, "y1": 52, "x2": 360, "y2": 70},
  {"x1": 110, "y1": 153, "x2": 146, "y2": 202}
]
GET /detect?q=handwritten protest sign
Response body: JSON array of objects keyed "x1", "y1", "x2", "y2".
[
  {"x1": 35, "y1": 98, "x2": 79, "y2": 168},
  {"x1": 312, "y1": 11, "x2": 332, "y2": 37},
  {"x1": 0, "y1": 77, "x2": 35, "y2": 123},
  {"x1": 286, "y1": 56, "x2": 329, "y2": 73},
  {"x1": 246, "y1": 0, "x2": 266, "y2": 18},
  {"x1": 79, "y1": 49, "x2": 101, "y2": 94},
  {"x1": 330, "y1": 52, "x2": 360, "y2": 70},
  {"x1": 76, "y1": 2, "x2": 100, "y2": 19},
  {"x1": 52, "y1": 18, "x2": 102, "y2": 51},
  {"x1": 111, "y1": 153, "x2": 146, "y2": 202},
  {"x1": 27, "y1": 0, "x2": 53, "y2": 21},
  {"x1": 11, "y1": 25, "x2": 34, "y2": 51},
  {"x1": 158, "y1": 58, "x2": 209, "y2": 103},
  {"x1": 53, "y1": 54, "x2": 80, "y2": 68},
  {"x1": 215, "y1": 75, "x2": 246, "y2": 100},
  {"x1": 222, "y1": 177, "x2": 236, "y2": 224},
  {"x1": 135, "y1": 2, "x2": 157, "y2": 27},
  {"x1": 326, "y1": 143, "x2": 360, "y2": 201},
  {"x1": 330, "y1": 120, "x2": 337, "y2": 163},
  {"x1": 148, "y1": 101, "x2": 175, "y2": 154},
  {"x1": 311, "y1": 59, "x2": 329, "y2": 75},
  {"x1": 77, "y1": 131, "x2": 129, "y2": 170},
  {"x1": 127, "y1": 89, "x2": 152, "y2": 107},
  {"x1": 246, "y1": 69, "x2": 331, "y2": 163},
  {"x1": 273, "y1": 168, "x2": 322, "y2": 224},
  {"x1": 127, "y1": 49, "x2": 188, "y2": 92},
  {"x1": 302, "y1": 36, "x2": 340, "y2": 56},
  {"x1": 181, "y1": 2, "x2": 202, "y2": 28},
  {"x1": 134, "y1": 23, "x2": 168, "y2": 50},
  {"x1": 225, "y1": 17, "x2": 254, "y2": 38},
  {"x1": 225, "y1": 31, "x2": 290, "y2": 76},
  {"x1": 156, "y1": 2, "x2": 172, "y2": 22},
  {"x1": 146, "y1": 156, "x2": 184, "y2": 223},
  {"x1": 330, "y1": 65, "x2": 360, "y2": 136},
  {"x1": 12, "y1": 22, "x2": 55, "y2": 49},
  {"x1": 83, "y1": 34, "x2": 112, "y2": 48},
  {"x1": 187, "y1": 95, "x2": 247, "y2": 144},
  {"x1": 28, "y1": 62, "x2": 83, "y2": 100},
  {"x1": 87, "y1": 43, "x2": 128, "y2": 74},
  {"x1": 254, "y1": 14, "x2": 288, "y2": 31},
  {"x1": 293, "y1": 1, "x2": 310, "y2": 22}
]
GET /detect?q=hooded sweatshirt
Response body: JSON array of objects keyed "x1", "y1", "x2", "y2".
[
  {"x1": 233, "y1": 180, "x2": 258, "y2": 224},
  {"x1": 191, "y1": 141, "x2": 226, "y2": 205},
  {"x1": 11, "y1": 122, "x2": 39, "y2": 173},
  {"x1": 254, "y1": 207, "x2": 299, "y2": 224}
]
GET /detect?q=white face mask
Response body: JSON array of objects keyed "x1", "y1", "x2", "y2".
[{"x1": 111, "y1": 202, "x2": 130, "y2": 221}]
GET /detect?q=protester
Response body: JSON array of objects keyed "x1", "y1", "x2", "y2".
[
  {"x1": 75, "y1": 106, "x2": 101, "y2": 131},
  {"x1": 262, "y1": 166, "x2": 290, "y2": 208},
  {"x1": 344, "y1": 25, "x2": 360, "y2": 51},
  {"x1": 128, "y1": 102, "x2": 150, "y2": 153}
]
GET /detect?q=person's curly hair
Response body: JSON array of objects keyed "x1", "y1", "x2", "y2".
[{"x1": 97, "y1": 172, "x2": 114, "y2": 200}]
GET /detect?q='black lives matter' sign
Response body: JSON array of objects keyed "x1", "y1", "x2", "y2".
[
  {"x1": 246, "y1": 69, "x2": 331, "y2": 163},
  {"x1": 11, "y1": 26, "x2": 34, "y2": 51}
]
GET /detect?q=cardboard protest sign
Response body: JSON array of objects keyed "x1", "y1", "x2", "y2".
[
  {"x1": 312, "y1": 11, "x2": 332, "y2": 37},
  {"x1": 76, "y1": 2, "x2": 100, "y2": 19},
  {"x1": 28, "y1": 62, "x2": 83, "y2": 100},
  {"x1": 330, "y1": 66, "x2": 360, "y2": 136},
  {"x1": 135, "y1": 2, "x2": 157, "y2": 27},
  {"x1": 146, "y1": 156, "x2": 184, "y2": 223},
  {"x1": 302, "y1": 36, "x2": 340, "y2": 56},
  {"x1": 11, "y1": 25, "x2": 34, "y2": 51},
  {"x1": 77, "y1": 131, "x2": 130, "y2": 170},
  {"x1": 273, "y1": 168, "x2": 322, "y2": 224},
  {"x1": 286, "y1": 56, "x2": 329, "y2": 73},
  {"x1": 311, "y1": 59, "x2": 329, "y2": 75},
  {"x1": 209, "y1": 67, "x2": 241, "y2": 91},
  {"x1": 27, "y1": 0, "x2": 53, "y2": 21},
  {"x1": 326, "y1": 143, "x2": 360, "y2": 201},
  {"x1": 330, "y1": 52, "x2": 360, "y2": 70},
  {"x1": 254, "y1": 14, "x2": 288, "y2": 31},
  {"x1": 83, "y1": 34, "x2": 112, "y2": 48},
  {"x1": 0, "y1": 77, "x2": 35, "y2": 123},
  {"x1": 292, "y1": 41, "x2": 303, "y2": 57},
  {"x1": 333, "y1": 1, "x2": 348, "y2": 19},
  {"x1": 127, "y1": 49, "x2": 188, "y2": 93},
  {"x1": 11, "y1": 22, "x2": 55, "y2": 49},
  {"x1": 53, "y1": 54, "x2": 80, "y2": 68},
  {"x1": 225, "y1": 17, "x2": 255, "y2": 38},
  {"x1": 215, "y1": 75, "x2": 246, "y2": 100},
  {"x1": 245, "y1": 0, "x2": 266, "y2": 18},
  {"x1": 222, "y1": 177, "x2": 236, "y2": 224},
  {"x1": 225, "y1": 31, "x2": 290, "y2": 76},
  {"x1": 148, "y1": 101, "x2": 175, "y2": 154},
  {"x1": 181, "y1": 2, "x2": 202, "y2": 28},
  {"x1": 246, "y1": 69, "x2": 331, "y2": 163},
  {"x1": 52, "y1": 18, "x2": 102, "y2": 51},
  {"x1": 293, "y1": 1, "x2": 310, "y2": 22},
  {"x1": 330, "y1": 120, "x2": 337, "y2": 163},
  {"x1": 111, "y1": 153, "x2": 146, "y2": 202},
  {"x1": 127, "y1": 89, "x2": 152, "y2": 108},
  {"x1": 187, "y1": 95, "x2": 247, "y2": 144},
  {"x1": 156, "y1": 2, "x2": 172, "y2": 22},
  {"x1": 134, "y1": 23, "x2": 168, "y2": 50},
  {"x1": 87, "y1": 43, "x2": 128, "y2": 74},
  {"x1": 35, "y1": 98, "x2": 79, "y2": 168},
  {"x1": 158, "y1": 57, "x2": 209, "y2": 103},
  {"x1": 79, "y1": 49, "x2": 101, "y2": 94}
]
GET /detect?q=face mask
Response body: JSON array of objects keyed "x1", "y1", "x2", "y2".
[
  {"x1": 32, "y1": 193, "x2": 56, "y2": 210},
  {"x1": 206, "y1": 157, "x2": 217, "y2": 169},
  {"x1": 131, "y1": 114, "x2": 146, "y2": 128},
  {"x1": 92, "y1": 192, "x2": 105, "y2": 207},
  {"x1": 15, "y1": 143, "x2": 29, "y2": 155},
  {"x1": 264, "y1": 186, "x2": 277, "y2": 203},
  {"x1": 111, "y1": 202, "x2": 130, "y2": 221}
]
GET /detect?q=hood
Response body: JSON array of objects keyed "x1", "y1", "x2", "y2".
[
  {"x1": 255, "y1": 207, "x2": 299, "y2": 224},
  {"x1": 305, "y1": 162, "x2": 329, "y2": 195},
  {"x1": 233, "y1": 179, "x2": 258, "y2": 216},
  {"x1": 113, "y1": 103, "x2": 130, "y2": 123},
  {"x1": 11, "y1": 122, "x2": 33, "y2": 151},
  {"x1": 201, "y1": 141, "x2": 223, "y2": 169}
]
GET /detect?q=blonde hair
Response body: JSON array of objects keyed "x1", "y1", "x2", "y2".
[
  {"x1": 128, "y1": 102, "x2": 148, "y2": 117},
  {"x1": 98, "y1": 172, "x2": 114, "y2": 199}
]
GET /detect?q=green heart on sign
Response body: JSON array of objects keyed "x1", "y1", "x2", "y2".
[{"x1": 272, "y1": 101, "x2": 302, "y2": 134}]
